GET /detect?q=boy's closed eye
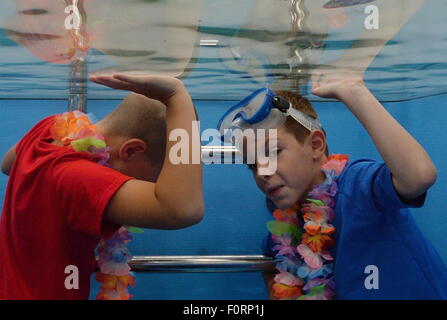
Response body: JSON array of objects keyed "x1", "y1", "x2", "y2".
[{"x1": 265, "y1": 148, "x2": 282, "y2": 158}]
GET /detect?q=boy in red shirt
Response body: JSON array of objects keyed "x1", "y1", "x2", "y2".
[{"x1": 0, "y1": 74, "x2": 204, "y2": 299}]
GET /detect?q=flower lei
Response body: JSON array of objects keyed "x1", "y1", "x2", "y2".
[
  {"x1": 267, "y1": 154, "x2": 349, "y2": 300},
  {"x1": 51, "y1": 110, "x2": 141, "y2": 300}
]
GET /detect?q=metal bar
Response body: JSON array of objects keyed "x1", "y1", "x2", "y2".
[
  {"x1": 129, "y1": 255, "x2": 276, "y2": 273},
  {"x1": 201, "y1": 145, "x2": 244, "y2": 164},
  {"x1": 68, "y1": 57, "x2": 88, "y2": 112},
  {"x1": 66, "y1": 0, "x2": 89, "y2": 112}
]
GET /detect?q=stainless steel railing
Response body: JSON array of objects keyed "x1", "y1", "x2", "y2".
[{"x1": 129, "y1": 255, "x2": 275, "y2": 273}]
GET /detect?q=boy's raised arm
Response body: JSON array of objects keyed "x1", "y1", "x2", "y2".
[
  {"x1": 90, "y1": 74, "x2": 204, "y2": 229},
  {"x1": 312, "y1": 77, "x2": 437, "y2": 203}
]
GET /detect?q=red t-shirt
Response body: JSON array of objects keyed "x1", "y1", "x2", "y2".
[{"x1": 0, "y1": 115, "x2": 133, "y2": 299}]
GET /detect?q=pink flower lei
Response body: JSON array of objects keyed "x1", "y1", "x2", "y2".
[
  {"x1": 267, "y1": 154, "x2": 349, "y2": 300},
  {"x1": 51, "y1": 111, "x2": 142, "y2": 300}
]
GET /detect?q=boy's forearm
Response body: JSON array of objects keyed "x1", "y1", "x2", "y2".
[
  {"x1": 338, "y1": 85, "x2": 436, "y2": 198},
  {"x1": 155, "y1": 86, "x2": 204, "y2": 219}
]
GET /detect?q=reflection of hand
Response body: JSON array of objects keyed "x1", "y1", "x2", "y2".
[
  {"x1": 89, "y1": 74, "x2": 184, "y2": 103},
  {"x1": 311, "y1": 66, "x2": 365, "y2": 100}
]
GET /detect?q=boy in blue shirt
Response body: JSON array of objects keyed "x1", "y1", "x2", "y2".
[{"x1": 218, "y1": 73, "x2": 447, "y2": 299}]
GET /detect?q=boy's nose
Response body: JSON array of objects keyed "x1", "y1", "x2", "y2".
[
  {"x1": 256, "y1": 158, "x2": 276, "y2": 178},
  {"x1": 257, "y1": 167, "x2": 272, "y2": 180}
]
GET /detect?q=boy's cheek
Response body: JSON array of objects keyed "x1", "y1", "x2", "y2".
[{"x1": 254, "y1": 178, "x2": 267, "y2": 195}]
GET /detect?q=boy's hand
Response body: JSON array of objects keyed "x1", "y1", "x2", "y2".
[
  {"x1": 311, "y1": 67, "x2": 365, "y2": 101},
  {"x1": 89, "y1": 73, "x2": 184, "y2": 103}
]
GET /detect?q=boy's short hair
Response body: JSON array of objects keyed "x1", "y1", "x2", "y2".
[
  {"x1": 275, "y1": 90, "x2": 329, "y2": 156},
  {"x1": 100, "y1": 93, "x2": 167, "y2": 164}
]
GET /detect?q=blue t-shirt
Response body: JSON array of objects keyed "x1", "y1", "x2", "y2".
[{"x1": 333, "y1": 159, "x2": 447, "y2": 299}]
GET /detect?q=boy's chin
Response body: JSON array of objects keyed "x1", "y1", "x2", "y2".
[{"x1": 271, "y1": 197, "x2": 297, "y2": 210}]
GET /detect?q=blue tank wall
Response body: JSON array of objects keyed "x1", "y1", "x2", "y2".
[{"x1": 0, "y1": 93, "x2": 446, "y2": 299}]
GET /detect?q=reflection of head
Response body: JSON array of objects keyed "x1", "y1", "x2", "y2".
[
  {"x1": 100, "y1": 93, "x2": 167, "y2": 168},
  {"x1": 4, "y1": 0, "x2": 91, "y2": 64},
  {"x1": 275, "y1": 90, "x2": 329, "y2": 156}
]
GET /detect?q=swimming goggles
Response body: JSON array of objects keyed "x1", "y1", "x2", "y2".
[{"x1": 217, "y1": 88, "x2": 322, "y2": 143}]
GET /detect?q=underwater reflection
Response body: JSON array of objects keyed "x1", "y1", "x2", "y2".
[
  {"x1": 3, "y1": 0, "x2": 202, "y2": 77},
  {"x1": 215, "y1": 0, "x2": 426, "y2": 94}
]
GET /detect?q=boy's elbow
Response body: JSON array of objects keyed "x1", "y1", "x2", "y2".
[
  {"x1": 185, "y1": 201, "x2": 205, "y2": 226},
  {"x1": 406, "y1": 165, "x2": 437, "y2": 197},
  {"x1": 193, "y1": 200, "x2": 205, "y2": 221},
  {"x1": 173, "y1": 198, "x2": 205, "y2": 228},
  {"x1": 417, "y1": 165, "x2": 437, "y2": 190},
  {"x1": 1, "y1": 163, "x2": 10, "y2": 176},
  {"x1": 393, "y1": 165, "x2": 437, "y2": 201},
  {"x1": 187, "y1": 205, "x2": 205, "y2": 226}
]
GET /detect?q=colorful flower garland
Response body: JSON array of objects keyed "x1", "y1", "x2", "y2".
[
  {"x1": 51, "y1": 110, "x2": 141, "y2": 300},
  {"x1": 267, "y1": 154, "x2": 349, "y2": 300}
]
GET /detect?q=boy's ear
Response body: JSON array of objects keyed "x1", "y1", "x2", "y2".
[
  {"x1": 119, "y1": 139, "x2": 148, "y2": 160},
  {"x1": 310, "y1": 130, "x2": 326, "y2": 158}
]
